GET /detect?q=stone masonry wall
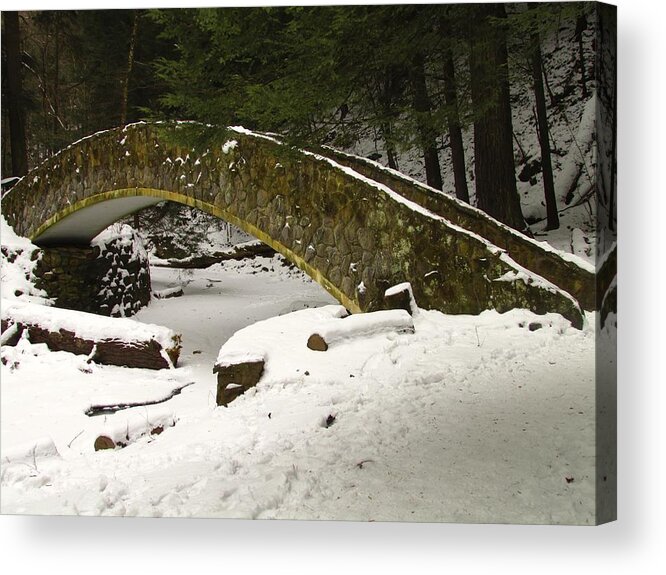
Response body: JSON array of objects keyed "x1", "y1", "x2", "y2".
[
  {"x1": 34, "y1": 227, "x2": 150, "y2": 317},
  {"x1": 3, "y1": 122, "x2": 585, "y2": 327}
]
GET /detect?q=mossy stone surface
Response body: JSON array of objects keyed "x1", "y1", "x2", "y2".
[{"x1": 4, "y1": 122, "x2": 586, "y2": 326}]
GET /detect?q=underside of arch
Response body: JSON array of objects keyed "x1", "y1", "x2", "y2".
[{"x1": 31, "y1": 187, "x2": 362, "y2": 313}]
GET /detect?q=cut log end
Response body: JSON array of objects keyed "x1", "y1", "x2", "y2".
[
  {"x1": 94, "y1": 436, "x2": 116, "y2": 451},
  {"x1": 384, "y1": 282, "x2": 418, "y2": 316},
  {"x1": 307, "y1": 333, "x2": 328, "y2": 352}
]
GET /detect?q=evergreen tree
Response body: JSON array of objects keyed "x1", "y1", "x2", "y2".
[
  {"x1": 2, "y1": 12, "x2": 29, "y2": 177},
  {"x1": 468, "y1": 4, "x2": 526, "y2": 230}
]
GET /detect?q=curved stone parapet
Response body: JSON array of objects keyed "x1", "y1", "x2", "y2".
[
  {"x1": 319, "y1": 146, "x2": 597, "y2": 311},
  {"x1": 2, "y1": 122, "x2": 584, "y2": 327}
]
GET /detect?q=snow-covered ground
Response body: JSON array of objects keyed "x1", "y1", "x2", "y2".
[{"x1": 1, "y1": 246, "x2": 596, "y2": 523}]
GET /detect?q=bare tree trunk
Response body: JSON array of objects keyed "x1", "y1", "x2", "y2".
[
  {"x1": 53, "y1": 16, "x2": 61, "y2": 140},
  {"x1": 3, "y1": 11, "x2": 29, "y2": 176},
  {"x1": 120, "y1": 12, "x2": 139, "y2": 127},
  {"x1": 377, "y1": 66, "x2": 403, "y2": 171},
  {"x1": 410, "y1": 53, "x2": 443, "y2": 190},
  {"x1": 469, "y1": 4, "x2": 525, "y2": 230},
  {"x1": 440, "y1": 18, "x2": 469, "y2": 203},
  {"x1": 381, "y1": 121, "x2": 399, "y2": 170},
  {"x1": 52, "y1": 16, "x2": 60, "y2": 143},
  {"x1": 575, "y1": 12, "x2": 588, "y2": 100},
  {"x1": 530, "y1": 27, "x2": 559, "y2": 230}
]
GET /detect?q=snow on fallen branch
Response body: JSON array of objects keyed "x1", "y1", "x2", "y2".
[
  {"x1": 307, "y1": 309, "x2": 415, "y2": 352},
  {"x1": 1, "y1": 299, "x2": 181, "y2": 370},
  {"x1": 85, "y1": 382, "x2": 194, "y2": 416}
]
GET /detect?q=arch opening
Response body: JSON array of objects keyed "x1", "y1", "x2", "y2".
[{"x1": 32, "y1": 187, "x2": 361, "y2": 313}]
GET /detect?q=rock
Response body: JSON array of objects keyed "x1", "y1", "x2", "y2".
[
  {"x1": 154, "y1": 287, "x2": 184, "y2": 299},
  {"x1": 518, "y1": 159, "x2": 542, "y2": 182}
]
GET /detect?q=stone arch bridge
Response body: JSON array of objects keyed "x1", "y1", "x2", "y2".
[{"x1": 2, "y1": 122, "x2": 595, "y2": 328}]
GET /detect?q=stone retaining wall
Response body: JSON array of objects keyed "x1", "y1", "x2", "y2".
[{"x1": 34, "y1": 227, "x2": 150, "y2": 317}]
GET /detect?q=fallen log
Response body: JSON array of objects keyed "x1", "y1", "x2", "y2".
[
  {"x1": 213, "y1": 351, "x2": 266, "y2": 406},
  {"x1": 1, "y1": 299, "x2": 181, "y2": 370},
  {"x1": 85, "y1": 382, "x2": 194, "y2": 416},
  {"x1": 94, "y1": 410, "x2": 177, "y2": 450},
  {"x1": 384, "y1": 282, "x2": 419, "y2": 316},
  {"x1": 157, "y1": 241, "x2": 276, "y2": 269},
  {"x1": 307, "y1": 309, "x2": 415, "y2": 352}
]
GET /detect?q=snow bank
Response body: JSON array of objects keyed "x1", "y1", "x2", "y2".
[
  {"x1": 1, "y1": 257, "x2": 597, "y2": 523},
  {"x1": 0, "y1": 215, "x2": 51, "y2": 305},
  {"x1": 215, "y1": 304, "x2": 348, "y2": 372},
  {"x1": 1, "y1": 436, "x2": 60, "y2": 464}
]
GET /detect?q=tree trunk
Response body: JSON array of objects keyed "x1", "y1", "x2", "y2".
[
  {"x1": 410, "y1": 53, "x2": 443, "y2": 190},
  {"x1": 608, "y1": 69, "x2": 616, "y2": 233},
  {"x1": 377, "y1": 65, "x2": 403, "y2": 171},
  {"x1": 120, "y1": 12, "x2": 139, "y2": 127},
  {"x1": 530, "y1": 28, "x2": 559, "y2": 230},
  {"x1": 440, "y1": 18, "x2": 469, "y2": 203},
  {"x1": 469, "y1": 4, "x2": 525, "y2": 231},
  {"x1": 381, "y1": 121, "x2": 399, "y2": 170},
  {"x1": 575, "y1": 12, "x2": 588, "y2": 100},
  {"x1": 53, "y1": 16, "x2": 61, "y2": 139},
  {"x1": 3, "y1": 12, "x2": 29, "y2": 176}
]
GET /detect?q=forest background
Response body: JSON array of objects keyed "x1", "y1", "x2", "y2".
[{"x1": 1, "y1": 1, "x2": 615, "y2": 241}]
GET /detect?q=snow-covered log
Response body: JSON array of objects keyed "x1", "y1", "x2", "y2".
[
  {"x1": 157, "y1": 241, "x2": 275, "y2": 269},
  {"x1": 384, "y1": 282, "x2": 419, "y2": 316},
  {"x1": 214, "y1": 351, "x2": 266, "y2": 406},
  {"x1": 1, "y1": 299, "x2": 181, "y2": 370},
  {"x1": 307, "y1": 309, "x2": 415, "y2": 352},
  {"x1": 94, "y1": 410, "x2": 177, "y2": 450}
]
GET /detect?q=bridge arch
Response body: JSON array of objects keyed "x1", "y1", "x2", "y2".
[
  {"x1": 30, "y1": 185, "x2": 359, "y2": 311},
  {"x1": 2, "y1": 122, "x2": 584, "y2": 326}
]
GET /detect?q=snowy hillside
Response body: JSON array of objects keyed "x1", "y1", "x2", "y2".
[{"x1": 343, "y1": 9, "x2": 599, "y2": 262}]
